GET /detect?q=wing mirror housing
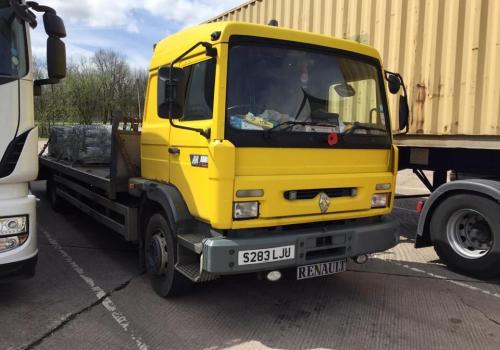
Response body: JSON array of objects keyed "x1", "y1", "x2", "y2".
[
  {"x1": 386, "y1": 73, "x2": 401, "y2": 94},
  {"x1": 47, "y1": 37, "x2": 66, "y2": 80},
  {"x1": 385, "y1": 71, "x2": 409, "y2": 132},
  {"x1": 31, "y1": 6, "x2": 67, "y2": 88},
  {"x1": 398, "y1": 95, "x2": 409, "y2": 131},
  {"x1": 43, "y1": 12, "x2": 66, "y2": 38},
  {"x1": 157, "y1": 66, "x2": 186, "y2": 119}
]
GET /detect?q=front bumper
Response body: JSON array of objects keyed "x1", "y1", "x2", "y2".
[
  {"x1": 202, "y1": 216, "x2": 399, "y2": 274},
  {"x1": 0, "y1": 254, "x2": 37, "y2": 281}
]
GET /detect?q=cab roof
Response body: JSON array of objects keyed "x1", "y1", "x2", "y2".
[{"x1": 151, "y1": 21, "x2": 382, "y2": 70}]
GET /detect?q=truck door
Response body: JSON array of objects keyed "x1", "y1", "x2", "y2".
[
  {"x1": 141, "y1": 71, "x2": 173, "y2": 183},
  {"x1": 168, "y1": 58, "x2": 216, "y2": 221}
]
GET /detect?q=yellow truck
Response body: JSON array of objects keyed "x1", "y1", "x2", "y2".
[{"x1": 39, "y1": 21, "x2": 407, "y2": 297}]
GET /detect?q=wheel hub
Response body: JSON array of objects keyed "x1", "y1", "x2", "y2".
[
  {"x1": 146, "y1": 234, "x2": 168, "y2": 275},
  {"x1": 446, "y1": 209, "x2": 493, "y2": 259}
]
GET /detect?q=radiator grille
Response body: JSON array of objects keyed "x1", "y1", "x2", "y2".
[{"x1": 284, "y1": 188, "x2": 355, "y2": 200}]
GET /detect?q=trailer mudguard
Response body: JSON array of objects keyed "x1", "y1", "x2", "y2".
[{"x1": 416, "y1": 179, "x2": 500, "y2": 248}]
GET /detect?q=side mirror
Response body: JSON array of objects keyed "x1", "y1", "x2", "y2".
[
  {"x1": 43, "y1": 13, "x2": 66, "y2": 38},
  {"x1": 47, "y1": 37, "x2": 66, "y2": 79},
  {"x1": 399, "y1": 95, "x2": 409, "y2": 131},
  {"x1": 386, "y1": 74, "x2": 401, "y2": 94},
  {"x1": 157, "y1": 66, "x2": 186, "y2": 119}
]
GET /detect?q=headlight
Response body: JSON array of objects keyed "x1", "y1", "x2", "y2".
[
  {"x1": 0, "y1": 216, "x2": 27, "y2": 236},
  {"x1": 0, "y1": 234, "x2": 28, "y2": 253},
  {"x1": 233, "y1": 202, "x2": 259, "y2": 219},
  {"x1": 371, "y1": 193, "x2": 390, "y2": 208}
]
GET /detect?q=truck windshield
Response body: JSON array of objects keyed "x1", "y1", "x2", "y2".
[
  {"x1": 226, "y1": 39, "x2": 391, "y2": 148},
  {"x1": 0, "y1": 0, "x2": 27, "y2": 80}
]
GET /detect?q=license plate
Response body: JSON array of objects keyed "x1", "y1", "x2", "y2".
[
  {"x1": 238, "y1": 245, "x2": 295, "y2": 265},
  {"x1": 297, "y1": 259, "x2": 347, "y2": 280}
]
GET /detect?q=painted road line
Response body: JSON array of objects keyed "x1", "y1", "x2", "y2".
[
  {"x1": 40, "y1": 227, "x2": 150, "y2": 350},
  {"x1": 391, "y1": 260, "x2": 500, "y2": 299}
]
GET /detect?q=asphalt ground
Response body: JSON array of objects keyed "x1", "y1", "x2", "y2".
[{"x1": 1, "y1": 180, "x2": 500, "y2": 350}]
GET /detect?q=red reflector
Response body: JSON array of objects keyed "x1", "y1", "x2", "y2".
[
  {"x1": 416, "y1": 200, "x2": 424, "y2": 213},
  {"x1": 328, "y1": 132, "x2": 338, "y2": 146}
]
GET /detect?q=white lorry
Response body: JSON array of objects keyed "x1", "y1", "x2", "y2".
[{"x1": 0, "y1": 0, "x2": 65, "y2": 279}]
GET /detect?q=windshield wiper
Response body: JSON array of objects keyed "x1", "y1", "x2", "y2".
[
  {"x1": 0, "y1": 74, "x2": 17, "y2": 78},
  {"x1": 264, "y1": 120, "x2": 338, "y2": 137}
]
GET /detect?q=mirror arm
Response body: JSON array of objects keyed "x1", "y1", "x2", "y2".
[
  {"x1": 167, "y1": 41, "x2": 216, "y2": 140},
  {"x1": 34, "y1": 78, "x2": 59, "y2": 86},
  {"x1": 170, "y1": 41, "x2": 217, "y2": 68},
  {"x1": 26, "y1": 1, "x2": 56, "y2": 15},
  {"x1": 167, "y1": 115, "x2": 211, "y2": 139},
  {"x1": 9, "y1": 0, "x2": 37, "y2": 27}
]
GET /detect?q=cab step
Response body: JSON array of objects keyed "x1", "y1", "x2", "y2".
[
  {"x1": 175, "y1": 263, "x2": 218, "y2": 283},
  {"x1": 177, "y1": 233, "x2": 204, "y2": 254}
]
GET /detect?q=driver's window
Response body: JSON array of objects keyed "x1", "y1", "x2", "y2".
[
  {"x1": 183, "y1": 59, "x2": 216, "y2": 121},
  {"x1": 329, "y1": 79, "x2": 379, "y2": 124},
  {"x1": 0, "y1": 6, "x2": 27, "y2": 77}
]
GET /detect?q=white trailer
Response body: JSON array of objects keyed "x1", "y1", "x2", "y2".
[{"x1": 0, "y1": 0, "x2": 65, "y2": 280}]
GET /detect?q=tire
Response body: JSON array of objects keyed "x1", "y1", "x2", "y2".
[
  {"x1": 430, "y1": 193, "x2": 500, "y2": 279},
  {"x1": 144, "y1": 213, "x2": 193, "y2": 297},
  {"x1": 46, "y1": 176, "x2": 66, "y2": 212}
]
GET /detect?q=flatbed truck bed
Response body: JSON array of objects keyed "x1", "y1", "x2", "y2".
[{"x1": 39, "y1": 118, "x2": 141, "y2": 241}]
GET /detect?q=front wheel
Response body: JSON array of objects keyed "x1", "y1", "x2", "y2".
[
  {"x1": 430, "y1": 194, "x2": 500, "y2": 278},
  {"x1": 144, "y1": 213, "x2": 193, "y2": 297}
]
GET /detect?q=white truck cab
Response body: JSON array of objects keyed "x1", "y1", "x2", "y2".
[{"x1": 0, "y1": 0, "x2": 65, "y2": 280}]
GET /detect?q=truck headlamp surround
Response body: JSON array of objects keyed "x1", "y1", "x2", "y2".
[
  {"x1": 233, "y1": 202, "x2": 259, "y2": 219},
  {"x1": 0, "y1": 215, "x2": 28, "y2": 236},
  {"x1": 371, "y1": 193, "x2": 390, "y2": 208}
]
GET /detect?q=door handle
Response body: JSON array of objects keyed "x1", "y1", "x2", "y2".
[{"x1": 168, "y1": 147, "x2": 180, "y2": 155}]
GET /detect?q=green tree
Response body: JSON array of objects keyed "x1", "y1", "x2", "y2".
[{"x1": 34, "y1": 49, "x2": 147, "y2": 137}]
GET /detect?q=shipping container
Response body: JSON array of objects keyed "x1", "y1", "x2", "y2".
[{"x1": 209, "y1": 0, "x2": 500, "y2": 149}]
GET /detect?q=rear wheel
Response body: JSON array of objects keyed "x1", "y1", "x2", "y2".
[
  {"x1": 430, "y1": 194, "x2": 500, "y2": 278},
  {"x1": 144, "y1": 213, "x2": 193, "y2": 297},
  {"x1": 46, "y1": 176, "x2": 65, "y2": 212}
]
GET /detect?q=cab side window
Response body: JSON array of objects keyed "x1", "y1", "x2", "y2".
[{"x1": 183, "y1": 59, "x2": 216, "y2": 121}]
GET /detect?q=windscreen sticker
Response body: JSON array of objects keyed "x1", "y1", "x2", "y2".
[{"x1": 190, "y1": 154, "x2": 208, "y2": 168}]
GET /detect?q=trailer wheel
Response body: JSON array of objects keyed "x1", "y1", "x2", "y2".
[
  {"x1": 144, "y1": 213, "x2": 193, "y2": 297},
  {"x1": 430, "y1": 194, "x2": 500, "y2": 278},
  {"x1": 46, "y1": 176, "x2": 65, "y2": 212}
]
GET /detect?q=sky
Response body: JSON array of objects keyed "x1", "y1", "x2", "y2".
[{"x1": 30, "y1": 0, "x2": 244, "y2": 69}]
